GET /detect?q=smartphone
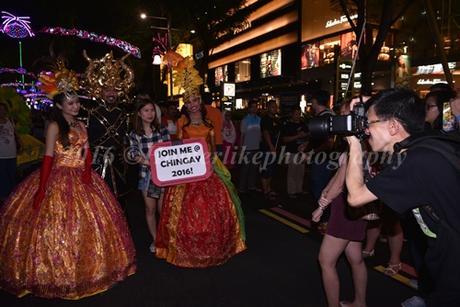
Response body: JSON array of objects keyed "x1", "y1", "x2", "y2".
[{"x1": 442, "y1": 102, "x2": 456, "y2": 132}]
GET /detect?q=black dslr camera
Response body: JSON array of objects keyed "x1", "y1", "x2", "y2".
[{"x1": 308, "y1": 102, "x2": 368, "y2": 139}]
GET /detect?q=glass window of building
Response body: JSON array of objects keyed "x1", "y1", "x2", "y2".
[
  {"x1": 235, "y1": 59, "x2": 251, "y2": 82},
  {"x1": 319, "y1": 36, "x2": 340, "y2": 65},
  {"x1": 214, "y1": 65, "x2": 229, "y2": 86},
  {"x1": 260, "y1": 49, "x2": 282, "y2": 78},
  {"x1": 301, "y1": 43, "x2": 320, "y2": 69},
  {"x1": 301, "y1": 35, "x2": 341, "y2": 69},
  {"x1": 215, "y1": 67, "x2": 223, "y2": 86},
  {"x1": 340, "y1": 31, "x2": 357, "y2": 59}
]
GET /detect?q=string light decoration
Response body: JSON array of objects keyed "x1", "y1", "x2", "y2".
[
  {"x1": 1, "y1": 12, "x2": 141, "y2": 60},
  {"x1": 0, "y1": 82, "x2": 35, "y2": 88},
  {"x1": 40, "y1": 27, "x2": 141, "y2": 58},
  {"x1": 1, "y1": 11, "x2": 35, "y2": 38},
  {"x1": 0, "y1": 67, "x2": 36, "y2": 78},
  {"x1": 0, "y1": 81, "x2": 53, "y2": 110}
]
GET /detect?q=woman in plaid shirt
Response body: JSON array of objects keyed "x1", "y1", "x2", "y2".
[{"x1": 129, "y1": 96, "x2": 170, "y2": 253}]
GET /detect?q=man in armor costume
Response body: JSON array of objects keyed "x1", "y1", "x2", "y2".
[{"x1": 80, "y1": 51, "x2": 135, "y2": 198}]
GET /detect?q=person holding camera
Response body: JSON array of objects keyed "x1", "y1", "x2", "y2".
[{"x1": 345, "y1": 88, "x2": 460, "y2": 307}]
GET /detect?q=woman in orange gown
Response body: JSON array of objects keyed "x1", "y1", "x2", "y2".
[
  {"x1": 0, "y1": 92, "x2": 136, "y2": 299},
  {"x1": 156, "y1": 93, "x2": 246, "y2": 267}
]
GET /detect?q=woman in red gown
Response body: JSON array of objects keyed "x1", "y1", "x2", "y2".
[
  {"x1": 156, "y1": 92, "x2": 246, "y2": 267},
  {"x1": 0, "y1": 77, "x2": 135, "y2": 299}
]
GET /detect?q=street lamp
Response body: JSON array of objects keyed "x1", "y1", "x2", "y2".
[
  {"x1": 140, "y1": 13, "x2": 175, "y2": 97},
  {"x1": 152, "y1": 54, "x2": 162, "y2": 65}
]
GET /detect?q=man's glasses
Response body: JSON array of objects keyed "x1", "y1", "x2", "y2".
[
  {"x1": 425, "y1": 104, "x2": 437, "y2": 111},
  {"x1": 367, "y1": 119, "x2": 387, "y2": 126}
]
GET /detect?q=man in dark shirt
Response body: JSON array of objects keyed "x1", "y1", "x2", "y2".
[
  {"x1": 299, "y1": 90, "x2": 335, "y2": 228},
  {"x1": 345, "y1": 88, "x2": 460, "y2": 307},
  {"x1": 281, "y1": 106, "x2": 308, "y2": 198},
  {"x1": 260, "y1": 99, "x2": 280, "y2": 199},
  {"x1": 305, "y1": 90, "x2": 335, "y2": 203}
]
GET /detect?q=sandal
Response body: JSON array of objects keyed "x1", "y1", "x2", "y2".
[
  {"x1": 362, "y1": 249, "x2": 375, "y2": 258},
  {"x1": 383, "y1": 262, "x2": 402, "y2": 276}
]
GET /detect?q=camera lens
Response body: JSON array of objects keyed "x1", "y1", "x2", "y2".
[{"x1": 308, "y1": 117, "x2": 331, "y2": 137}]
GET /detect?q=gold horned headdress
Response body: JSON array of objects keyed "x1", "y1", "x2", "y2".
[
  {"x1": 175, "y1": 56, "x2": 203, "y2": 102},
  {"x1": 82, "y1": 50, "x2": 135, "y2": 103},
  {"x1": 38, "y1": 58, "x2": 80, "y2": 98}
]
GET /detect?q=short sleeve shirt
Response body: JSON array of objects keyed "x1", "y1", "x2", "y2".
[
  {"x1": 240, "y1": 114, "x2": 261, "y2": 151},
  {"x1": 260, "y1": 115, "x2": 280, "y2": 151},
  {"x1": 366, "y1": 146, "x2": 460, "y2": 234},
  {"x1": 281, "y1": 121, "x2": 308, "y2": 153}
]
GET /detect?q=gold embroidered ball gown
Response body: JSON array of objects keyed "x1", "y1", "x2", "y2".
[
  {"x1": 0, "y1": 127, "x2": 136, "y2": 299},
  {"x1": 156, "y1": 116, "x2": 246, "y2": 267}
]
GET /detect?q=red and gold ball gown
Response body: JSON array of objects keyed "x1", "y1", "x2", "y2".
[
  {"x1": 156, "y1": 116, "x2": 246, "y2": 268},
  {"x1": 0, "y1": 128, "x2": 136, "y2": 299}
]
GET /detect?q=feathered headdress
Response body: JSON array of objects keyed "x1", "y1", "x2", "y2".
[
  {"x1": 175, "y1": 56, "x2": 203, "y2": 102},
  {"x1": 82, "y1": 50, "x2": 135, "y2": 103},
  {"x1": 38, "y1": 58, "x2": 79, "y2": 98}
]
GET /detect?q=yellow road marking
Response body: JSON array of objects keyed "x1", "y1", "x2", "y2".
[
  {"x1": 259, "y1": 209, "x2": 309, "y2": 234},
  {"x1": 374, "y1": 265, "x2": 417, "y2": 289}
]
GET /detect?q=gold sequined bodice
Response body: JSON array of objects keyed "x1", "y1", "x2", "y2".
[{"x1": 54, "y1": 128, "x2": 88, "y2": 168}]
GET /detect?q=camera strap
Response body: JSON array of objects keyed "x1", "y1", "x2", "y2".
[
  {"x1": 395, "y1": 132, "x2": 460, "y2": 238},
  {"x1": 394, "y1": 131, "x2": 460, "y2": 172}
]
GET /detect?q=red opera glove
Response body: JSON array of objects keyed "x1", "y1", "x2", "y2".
[
  {"x1": 82, "y1": 149, "x2": 92, "y2": 184},
  {"x1": 33, "y1": 155, "x2": 54, "y2": 210}
]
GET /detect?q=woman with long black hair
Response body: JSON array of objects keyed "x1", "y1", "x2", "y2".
[{"x1": 0, "y1": 72, "x2": 136, "y2": 299}]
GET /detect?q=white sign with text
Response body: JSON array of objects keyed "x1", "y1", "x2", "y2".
[{"x1": 149, "y1": 138, "x2": 212, "y2": 186}]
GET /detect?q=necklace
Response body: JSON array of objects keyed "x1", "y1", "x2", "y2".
[
  {"x1": 190, "y1": 119, "x2": 203, "y2": 125},
  {"x1": 69, "y1": 120, "x2": 80, "y2": 128}
]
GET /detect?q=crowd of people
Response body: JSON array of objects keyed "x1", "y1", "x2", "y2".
[{"x1": 0, "y1": 52, "x2": 459, "y2": 307}]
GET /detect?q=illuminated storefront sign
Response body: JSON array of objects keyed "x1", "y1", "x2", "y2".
[
  {"x1": 223, "y1": 83, "x2": 235, "y2": 96},
  {"x1": 414, "y1": 62, "x2": 457, "y2": 75},
  {"x1": 416, "y1": 78, "x2": 448, "y2": 85},
  {"x1": 302, "y1": 0, "x2": 355, "y2": 42},
  {"x1": 411, "y1": 62, "x2": 460, "y2": 92},
  {"x1": 325, "y1": 14, "x2": 358, "y2": 29}
]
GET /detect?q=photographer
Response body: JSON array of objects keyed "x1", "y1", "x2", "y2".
[{"x1": 345, "y1": 88, "x2": 460, "y2": 307}]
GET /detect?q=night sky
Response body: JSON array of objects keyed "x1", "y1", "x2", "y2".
[{"x1": 1, "y1": 0, "x2": 153, "y2": 79}]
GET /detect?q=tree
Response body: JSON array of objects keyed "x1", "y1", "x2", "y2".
[
  {"x1": 422, "y1": 0, "x2": 453, "y2": 86},
  {"x1": 144, "y1": 0, "x2": 258, "y2": 87},
  {"x1": 331, "y1": 0, "x2": 414, "y2": 94}
]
